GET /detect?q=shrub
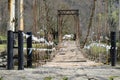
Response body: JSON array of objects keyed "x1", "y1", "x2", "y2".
[
  {"x1": 90, "y1": 45, "x2": 106, "y2": 56},
  {"x1": 85, "y1": 43, "x2": 110, "y2": 63}
]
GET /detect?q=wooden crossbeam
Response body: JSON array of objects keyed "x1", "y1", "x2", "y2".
[
  {"x1": 58, "y1": 10, "x2": 79, "y2": 15},
  {"x1": 57, "y1": 9, "x2": 80, "y2": 44}
]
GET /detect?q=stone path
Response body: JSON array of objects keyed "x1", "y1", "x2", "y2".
[{"x1": 0, "y1": 66, "x2": 120, "y2": 80}]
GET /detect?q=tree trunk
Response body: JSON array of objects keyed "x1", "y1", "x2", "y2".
[
  {"x1": 8, "y1": 0, "x2": 16, "y2": 31},
  {"x1": 82, "y1": 0, "x2": 96, "y2": 48},
  {"x1": 33, "y1": 0, "x2": 37, "y2": 36}
]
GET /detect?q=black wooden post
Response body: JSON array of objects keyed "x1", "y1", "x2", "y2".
[
  {"x1": 18, "y1": 30, "x2": 24, "y2": 70},
  {"x1": 110, "y1": 31, "x2": 116, "y2": 66},
  {"x1": 7, "y1": 30, "x2": 14, "y2": 70},
  {"x1": 27, "y1": 32, "x2": 32, "y2": 67}
]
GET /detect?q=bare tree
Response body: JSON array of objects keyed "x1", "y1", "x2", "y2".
[
  {"x1": 0, "y1": 0, "x2": 8, "y2": 35},
  {"x1": 82, "y1": 0, "x2": 96, "y2": 48}
]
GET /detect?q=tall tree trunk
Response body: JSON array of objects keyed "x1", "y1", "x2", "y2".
[
  {"x1": 82, "y1": 0, "x2": 96, "y2": 48},
  {"x1": 8, "y1": 0, "x2": 16, "y2": 31},
  {"x1": 19, "y1": 0, "x2": 24, "y2": 31},
  {"x1": 119, "y1": 0, "x2": 120, "y2": 40},
  {"x1": 33, "y1": 0, "x2": 37, "y2": 36}
]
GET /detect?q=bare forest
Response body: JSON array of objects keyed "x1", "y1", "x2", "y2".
[{"x1": 0, "y1": 0, "x2": 118, "y2": 42}]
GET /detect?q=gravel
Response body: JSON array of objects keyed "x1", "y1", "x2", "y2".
[{"x1": 0, "y1": 65, "x2": 120, "y2": 80}]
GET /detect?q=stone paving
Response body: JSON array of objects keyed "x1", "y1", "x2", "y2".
[{"x1": 0, "y1": 66, "x2": 120, "y2": 80}]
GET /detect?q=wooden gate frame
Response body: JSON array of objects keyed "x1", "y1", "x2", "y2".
[{"x1": 57, "y1": 9, "x2": 80, "y2": 43}]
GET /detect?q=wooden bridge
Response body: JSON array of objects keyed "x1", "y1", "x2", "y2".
[{"x1": 43, "y1": 41, "x2": 101, "y2": 68}]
